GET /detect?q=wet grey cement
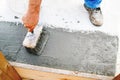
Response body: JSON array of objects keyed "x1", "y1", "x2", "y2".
[{"x1": 0, "y1": 22, "x2": 118, "y2": 76}]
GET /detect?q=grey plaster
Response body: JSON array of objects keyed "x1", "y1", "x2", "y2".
[{"x1": 0, "y1": 22, "x2": 118, "y2": 76}]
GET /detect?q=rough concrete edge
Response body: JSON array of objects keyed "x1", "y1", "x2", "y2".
[
  {"x1": 10, "y1": 62, "x2": 114, "y2": 80},
  {"x1": 43, "y1": 23, "x2": 119, "y2": 36},
  {"x1": 0, "y1": 21, "x2": 118, "y2": 37},
  {"x1": 115, "y1": 36, "x2": 120, "y2": 76},
  {"x1": 0, "y1": 21, "x2": 22, "y2": 26}
]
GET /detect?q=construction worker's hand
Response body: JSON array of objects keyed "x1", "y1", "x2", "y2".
[
  {"x1": 22, "y1": 0, "x2": 42, "y2": 32},
  {"x1": 22, "y1": 12, "x2": 39, "y2": 32}
]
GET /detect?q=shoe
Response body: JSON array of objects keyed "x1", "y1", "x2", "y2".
[{"x1": 84, "y1": 4, "x2": 103, "y2": 26}]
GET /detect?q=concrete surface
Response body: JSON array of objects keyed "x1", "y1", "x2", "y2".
[
  {"x1": 0, "y1": 0, "x2": 119, "y2": 35},
  {"x1": 0, "y1": 22, "x2": 26, "y2": 61},
  {"x1": 0, "y1": 0, "x2": 120, "y2": 77},
  {"x1": 0, "y1": 22, "x2": 118, "y2": 76}
]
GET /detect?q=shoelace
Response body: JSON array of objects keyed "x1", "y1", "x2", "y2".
[{"x1": 93, "y1": 7, "x2": 101, "y2": 13}]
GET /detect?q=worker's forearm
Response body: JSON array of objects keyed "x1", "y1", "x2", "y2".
[
  {"x1": 28, "y1": 0, "x2": 42, "y2": 13},
  {"x1": 29, "y1": 0, "x2": 42, "y2": 5},
  {"x1": 22, "y1": 0, "x2": 42, "y2": 32}
]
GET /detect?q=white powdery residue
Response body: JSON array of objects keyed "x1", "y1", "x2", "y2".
[{"x1": 0, "y1": 0, "x2": 119, "y2": 36}]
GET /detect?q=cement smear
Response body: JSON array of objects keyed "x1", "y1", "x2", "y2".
[{"x1": 0, "y1": 22, "x2": 118, "y2": 76}]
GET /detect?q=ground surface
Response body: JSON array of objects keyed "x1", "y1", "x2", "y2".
[
  {"x1": 0, "y1": 22, "x2": 118, "y2": 76},
  {"x1": 0, "y1": 0, "x2": 119, "y2": 77}
]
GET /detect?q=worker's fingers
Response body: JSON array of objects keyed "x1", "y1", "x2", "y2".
[
  {"x1": 22, "y1": 15, "x2": 39, "y2": 31},
  {"x1": 22, "y1": 15, "x2": 38, "y2": 26},
  {"x1": 28, "y1": 27, "x2": 34, "y2": 32},
  {"x1": 23, "y1": 25, "x2": 34, "y2": 32}
]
